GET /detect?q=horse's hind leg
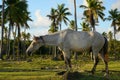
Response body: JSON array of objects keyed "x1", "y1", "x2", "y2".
[
  {"x1": 91, "y1": 55, "x2": 99, "y2": 74},
  {"x1": 62, "y1": 49, "x2": 71, "y2": 70},
  {"x1": 100, "y1": 52, "x2": 109, "y2": 77}
]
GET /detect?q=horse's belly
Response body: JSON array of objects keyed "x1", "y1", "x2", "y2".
[{"x1": 71, "y1": 44, "x2": 91, "y2": 52}]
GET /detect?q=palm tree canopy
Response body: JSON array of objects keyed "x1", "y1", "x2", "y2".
[
  {"x1": 80, "y1": 0, "x2": 105, "y2": 31},
  {"x1": 47, "y1": 4, "x2": 71, "y2": 31},
  {"x1": 4, "y1": 0, "x2": 32, "y2": 28},
  {"x1": 106, "y1": 9, "x2": 120, "y2": 27},
  {"x1": 80, "y1": 0, "x2": 105, "y2": 20},
  {"x1": 105, "y1": 8, "x2": 120, "y2": 33},
  {"x1": 47, "y1": 8, "x2": 58, "y2": 32},
  {"x1": 47, "y1": 8, "x2": 57, "y2": 21},
  {"x1": 56, "y1": 4, "x2": 72, "y2": 26}
]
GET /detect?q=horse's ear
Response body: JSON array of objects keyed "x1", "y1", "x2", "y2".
[{"x1": 33, "y1": 35, "x2": 38, "y2": 40}]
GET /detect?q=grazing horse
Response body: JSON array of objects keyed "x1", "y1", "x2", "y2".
[{"x1": 26, "y1": 29, "x2": 109, "y2": 77}]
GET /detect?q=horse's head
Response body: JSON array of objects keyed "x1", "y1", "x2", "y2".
[{"x1": 26, "y1": 36, "x2": 44, "y2": 56}]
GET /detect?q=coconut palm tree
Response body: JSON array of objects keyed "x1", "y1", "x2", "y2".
[
  {"x1": 105, "y1": 8, "x2": 120, "y2": 40},
  {"x1": 4, "y1": 0, "x2": 32, "y2": 59},
  {"x1": 47, "y1": 8, "x2": 58, "y2": 32},
  {"x1": 56, "y1": 4, "x2": 71, "y2": 30},
  {"x1": 80, "y1": 0, "x2": 105, "y2": 31},
  {"x1": 105, "y1": 9, "x2": 120, "y2": 59},
  {"x1": 47, "y1": 8, "x2": 58, "y2": 59}
]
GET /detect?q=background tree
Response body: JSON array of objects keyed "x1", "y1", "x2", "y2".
[
  {"x1": 3, "y1": 0, "x2": 32, "y2": 60},
  {"x1": 108, "y1": 31, "x2": 113, "y2": 54},
  {"x1": 105, "y1": 8, "x2": 120, "y2": 59},
  {"x1": 47, "y1": 8, "x2": 58, "y2": 59},
  {"x1": 80, "y1": 0, "x2": 105, "y2": 31},
  {"x1": 80, "y1": 21, "x2": 90, "y2": 31},
  {"x1": 102, "y1": 32, "x2": 107, "y2": 37},
  {"x1": 26, "y1": 33, "x2": 31, "y2": 41},
  {"x1": 105, "y1": 8, "x2": 120, "y2": 40},
  {"x1": 47, "y1": 8, "x2": 58, "y2": 33},
  {"x1": 0, "y1": 0, "x2": 5, "y2": 60},
  {"x1": 69, "y1": 20, "x2": 75, "y2": 30},
  {"x1": 56, "y1": 4, "x2": 71, "y2": 31}
]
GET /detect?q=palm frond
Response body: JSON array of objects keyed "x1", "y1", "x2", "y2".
[{"x1": 79, "y1": 5, "x2": 88, "y2": 9}]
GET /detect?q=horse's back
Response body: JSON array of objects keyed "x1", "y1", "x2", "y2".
[{"x1": 62, "y1": 30, "x2": 105, "y2": 52}]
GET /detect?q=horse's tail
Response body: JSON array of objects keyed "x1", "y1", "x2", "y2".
[{"x1": 102, "y1": 37, "x2": 108, "y2": 62}]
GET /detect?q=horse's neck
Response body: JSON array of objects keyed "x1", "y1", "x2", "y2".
[{"x1": 43, "y1": 33, "x2": 59, "y2": 46}]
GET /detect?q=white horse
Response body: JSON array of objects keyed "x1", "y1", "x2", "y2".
[{"x1": 26, "y1": 29, "x2": 109, "y2": 77}]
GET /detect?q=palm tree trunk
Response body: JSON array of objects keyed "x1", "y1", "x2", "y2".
[
  {"x1": 12, "y1": 27, "x2": 17, "y2": 60},
  {"x1": 6, "y1": 24, "x2": 11, "y2": 59},
  {"x1": 113, "y1": 26, "x2": 116, "y2": 40},
  {"x1": 0, "y1": 0, "x2": 5, "y2": 60},
  {"x1": 90, "y1": 12, "x2": 95, "y2": 31},
  {"x1": 60, "y1": 23, "x2": 62, "y2": 31},
  {"x1": 113, "y1": 26, "x2": 117, "y2": 59},
  {"x1": 74, "y1": 0, "x2": 78, "y2": 31},
  {"x1": 17, "y1": 25, "x2": 21, "y2": 60},
  {"x1": 23, "y1": 28, "x2": 27, "y2": 59},
  {"x1": 74, "y1": 0, "x2": 78, "y2": 60}
]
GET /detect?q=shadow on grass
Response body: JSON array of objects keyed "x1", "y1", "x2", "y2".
[
  {"x1": 0, "y1": 68, "x2": 42, "y2": 72},
  {"x1": 57, "y1": 70, "x2": 120, "y2": 80},
  {"x1": 63, "y1": 71, "x2": 106, "y2": 80},
  {"x1": 0, "y1": 68, "x2": 119, "y2": 80}
]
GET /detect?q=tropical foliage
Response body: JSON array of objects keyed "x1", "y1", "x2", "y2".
[
  {"x1": 56, "y1": 4, "x2": 71, "y2": 30},
  {"x1": 105, "y1": 8, "x2": 120, "y2": 39},
  {"x1": 80, "y1": 0, "x2": 105, "y2": 31},
  {"x1": 80, "y1": 21, "x2": 90, "y2": 31},
  {"x1": 0, "y1": 0, "x2": 32, "y2": 60},
  {"x1": 47, "y1": 4, "x2": 71, "y2": 32},
  {"x1": 69, "y1": 20, "x2": 76, "y2": 30},
  {"x1": 47, "y1": 8, "x2": 58, "y2": 33}
]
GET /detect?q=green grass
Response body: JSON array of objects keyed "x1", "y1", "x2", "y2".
[{"x1": 0, "y1": 55, "x2": 119, "y2": 80}]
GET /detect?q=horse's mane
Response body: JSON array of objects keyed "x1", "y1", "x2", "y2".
[{"x1": 44, "y1": 29, "x2": 72, "y2": 36}]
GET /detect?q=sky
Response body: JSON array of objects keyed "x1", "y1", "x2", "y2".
[{"x1": 1, "y1": 0, "x2": 120, "y2": 40}]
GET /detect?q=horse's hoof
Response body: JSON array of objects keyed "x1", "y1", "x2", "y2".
[
  {"x1": 87, "y1": 71, "x2": 94, "y2": 76},
  {"x1": 91, "y1": 70, "x2": 94, "y2": 75},
  {"x1": 104, "y1": 73, "x2": 109, "y2": 79}
]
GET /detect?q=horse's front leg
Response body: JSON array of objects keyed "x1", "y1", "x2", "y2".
[
  {"x1": 65, "y1": 57, "x2": 71, "y2": 68},
  {"x1": 62, "y1": 49, "x2": 71, "y2": 70}
]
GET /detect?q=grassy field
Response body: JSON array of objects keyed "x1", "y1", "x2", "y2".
[{"x1": 0, "y1": 55, "x2": 120, "y2": 80}]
